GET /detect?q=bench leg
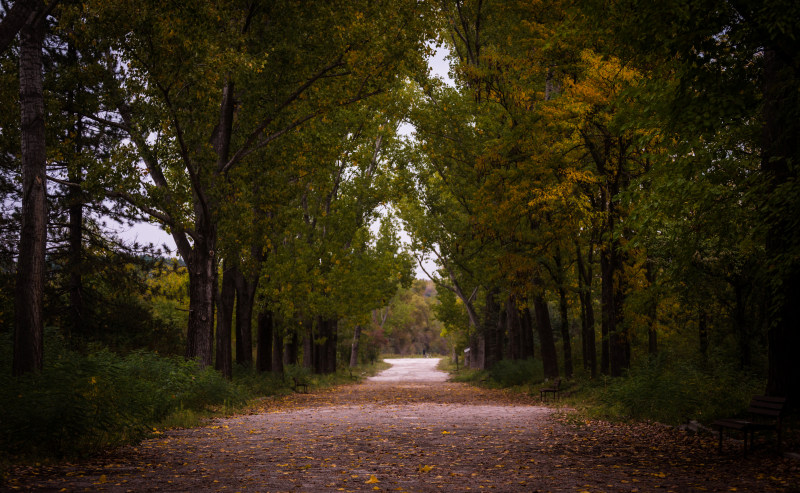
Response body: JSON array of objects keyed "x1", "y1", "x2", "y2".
[{"x1": 743, "y1": 429, "x2": 748, "y2": 456}]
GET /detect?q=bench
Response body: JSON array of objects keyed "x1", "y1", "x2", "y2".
[
  {"x1": 540, "y1": 378, "x2": 562, "y2": 402},
  {"x1": 711, "y1": 395, "x2": 786, "y2": 454},
  {"x1": 292, "y1": 376, "x2": 309, "y2": 394}
]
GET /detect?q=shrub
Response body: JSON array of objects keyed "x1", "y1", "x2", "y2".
[
  {"x1": 593, "y1": 352, "x2": 763, "y2": 425},
  {"x1": 488, "y1": 358, "x2": 544, "y2": 387},
  {"x1": 0, "y1": 330, "x2": 245, "y2": 458}
]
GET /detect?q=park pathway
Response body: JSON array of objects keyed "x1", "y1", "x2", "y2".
[{"x1": 4, "y1": 359, "x2": 798, "y2": 492}]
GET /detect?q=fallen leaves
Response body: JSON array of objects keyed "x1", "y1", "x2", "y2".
[{"x1": 4, "y1": 380, "x2": 799, "y2": 492}]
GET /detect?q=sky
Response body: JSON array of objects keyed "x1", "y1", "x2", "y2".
[{"x1": 118, "y1": 46, "x2": 453, "y2": 279}]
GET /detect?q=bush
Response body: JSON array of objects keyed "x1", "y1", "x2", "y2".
[
  {"x1": 0, "y1": 330, "x2": 245, "y2": 458},
  {"x1": 592, "y1": 352, "x2": 763, "y2": 425},
  {"x1": 488, "y1": 358, "x2": 543, "y2": 387}
]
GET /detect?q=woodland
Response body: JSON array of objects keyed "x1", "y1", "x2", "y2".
[{"x1": 1, "y1": 0, "x2": 800, "y2": 466}]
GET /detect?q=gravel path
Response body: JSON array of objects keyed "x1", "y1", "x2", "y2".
[{"x1": 4, "y1": 359, "x2": 799, "y2": 492}]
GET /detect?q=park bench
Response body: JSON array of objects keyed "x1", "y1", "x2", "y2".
[
  {"x1": 292, "y1": 376, "x2": 309, "y2": 394},
  {"x1": 539, "y1": 378, "x2": 562, "y2": 402},
  {"x1": 711, "y1": 395, "x2": 786, "y2": 454}
]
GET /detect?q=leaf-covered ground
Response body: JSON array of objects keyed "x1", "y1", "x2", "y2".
[{"x1": 4, "y1": 360, "x2": 799, "y2": 492}]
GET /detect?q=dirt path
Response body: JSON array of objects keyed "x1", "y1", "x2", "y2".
[{"x1": 4, "y1": 359, "x2": 799, "y2": 492}]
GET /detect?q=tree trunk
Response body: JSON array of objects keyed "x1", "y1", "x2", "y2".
[
  {"x1": 66, "y1": 48, "x2": 85, "y2": 340},
  {"x1": 532, "y1": 294, "x2": 559, "y2": 379},
  {"x1": 762, "y1": 48, "x2": 800, "y2": 406},
  {"x1": 520, "y1": 305, "x2": 535, "y2": 360},
  {"x1": 325, "y1": 318, "x2": 338, "y2": 374},
  {"x1": 350, "y1": 324, "x2": 362, "y2": 367},
  {"x1": 285, "y1": 329, "x2": 298, "y2": 365},
  {"x1": 483, "y1": 287, "x2": 502, "y2": 369},
  {"x1": 233, "y1": 268, "x2": 257, "y2": 366},
  {"x1": 272, "y1": 322, "x2": 284, "y2": 374},
  {"x1": 558, "y1": 285, "x2": 573, "y2": 378},
  {"x1": 645, "y1": 259, "x2": 658, "y2": 357},
  {"x1": 13, "y1": 8, "x2": 46, "y2": 376},
  {"x1": 576, "y1": 239, "x2": 596, "y2": 377},
  {"x1": 303, "y1": 318, "x2": 314, "y2": 370},
  {"x1": 215, "y1": 262, "x2": 235, "y2": 379},
  {"x1": 505, "y1": 296, "x2": 521, "y2": 360},
  {"x1": 256, "y1": 309, "x2": 273, "y2": 372},
  {"x1": 185, "y1": 227, "x2": 217, "y2": 367},
  {"x1": 601, "y1": 236, "x2": 627, "y2": 376}
]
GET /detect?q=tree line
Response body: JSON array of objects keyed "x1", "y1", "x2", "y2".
[
  {"x1": 2, "y1": 0, "x2": 799, "y2": 408},
  {"x1": 397, "y1": 0, "x2": 799, "y2": 406},
  {"x1": 1, "y1": 0, "x2": 431, "y2": 377}
]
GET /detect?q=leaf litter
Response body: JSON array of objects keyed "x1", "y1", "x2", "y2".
[{"x1": 4, "y1": 376, "x2": 799, "y2": 491}]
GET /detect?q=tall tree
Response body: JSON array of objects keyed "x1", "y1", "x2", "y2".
[
  {"x1": 79, "y1": 0, "x2": 432, "y2": 366},
  {"x1": 12, "y1": 0, "x2": 46, "y2": 375}
]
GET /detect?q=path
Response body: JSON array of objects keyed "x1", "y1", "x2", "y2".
[{"x1": 4, "y1": 359, "x2": 799, "y2": 492}]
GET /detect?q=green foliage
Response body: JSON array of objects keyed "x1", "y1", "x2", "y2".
[
  {"x1": 0, "y1": 330, "x2": 244, "y2": 459},
  {"x1": 487, "y1": 359, "x2": 544, "y2": 388},
  {"x1": 589, "y1": 353, "x2": 763, "y2": 425},
  {"x1": 377, "y1": 280, "x2": 448, "y2": 355}
]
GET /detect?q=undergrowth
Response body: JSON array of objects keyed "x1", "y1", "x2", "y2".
[
  {"x1": 585, "y1": 353, "x2": 764, "y2": 425},
  {"x1": 441, "y1": 352, "x2": 765, "y2": 426},
  {"x1": 0, "y1": 330, "x2": 387, "y2": 464}
]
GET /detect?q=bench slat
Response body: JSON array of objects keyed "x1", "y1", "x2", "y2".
[{"x1": 747, "y1": 407, "x2": 782, "y2": 417}]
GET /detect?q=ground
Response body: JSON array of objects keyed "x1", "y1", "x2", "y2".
[{"x1": 3, "y1": 358, "x2": 799, "y2": 492}]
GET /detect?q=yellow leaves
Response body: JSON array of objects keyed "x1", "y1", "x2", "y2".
[
  {"x1": 365, "y1": 474, "x2": 380, "y2": 484},
  {"x1": 418, "y1": 464, "x2": 434, "y2": 473}
]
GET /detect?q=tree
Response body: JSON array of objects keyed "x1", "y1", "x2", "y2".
[
  {"x1": 78, "y1": 0, "x2": 432, "y2": 367},
  {"x1": 591, "y1": 0, "x2": 800, "y2": 402},
  {"x1": 10, "y1": 0, "x2": 47, "y2": 375}
]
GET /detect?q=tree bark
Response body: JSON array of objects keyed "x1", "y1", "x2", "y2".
[
  {"x1": 532, "y1": 294, "x2": 559, "y2": 379},
  {"x1": 13, "y1": 7, "x2": 46, "y2": 376},
  {"x1": 303, "y1": 318, "x2": 314, "y2": 370},
  {"x1": 215, "y1": 262, "x2": 235, "y2": 379},
  {"x1": 576, "y1": 240, "x2": 596, "y2": 378},
  {"x1": 272, "y1": 322, "x2": 284, "y2": 374},
  {"x1": 762, "y1": 47, "x2": 800, "y2": 406},
  {"x1": 505, "y1": 296, "x2": 521, "y2": 360},
  {"x1": 520, "y1": 305, "x2": 535, "y2": 360},
  {"x1": 350, "y1": 324, "x2": 362, "y2": 367},
  {"x1": 483, "y1": 287, "x2": 502, "y2": 369},
  {"x1": 256, "y1": 309, "x2": 273, "y2": 372},
  {"x1": 558, "y1": 285, "x2": 572, "y2": 378},
  {"x1": 285, "y1": 329, "x2": 298, "y2": 365},
  {"x1": 185, "y1": 223, "x2": 216, "y2": 367},
  {"x1": 233, "y1": 267, "x2": 257, "y2": 366},
  {"x1": 325, "y1": 318, "x2": 338, "y2": 374}
]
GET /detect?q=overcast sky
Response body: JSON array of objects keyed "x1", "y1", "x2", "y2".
[{"x1": 119, "y1": 45, "x2": 453, "y2": 279}]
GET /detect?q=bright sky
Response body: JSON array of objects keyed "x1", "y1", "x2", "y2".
[{"x1": 119, "y1": 45, "x2": 453, "y2": 279}]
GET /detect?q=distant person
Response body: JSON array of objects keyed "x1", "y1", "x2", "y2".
[{"x1": 422, "y1": 349, "x2": 427, "y2": 358}]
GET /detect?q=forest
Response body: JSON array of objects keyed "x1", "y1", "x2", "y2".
[{"x1": 1, "y1": 0, "x2": 799, "y2": 462}]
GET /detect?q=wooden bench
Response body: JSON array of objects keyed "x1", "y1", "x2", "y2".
[
  {"x1": 711, "y1": 395, "x2": 786, "y2": 454},
  {"x1": 292, "y1": 376, "x2": 309, "y2": 394},
  {"x1": 540, "y1": 378, "x2": 562, "y2": 402}
]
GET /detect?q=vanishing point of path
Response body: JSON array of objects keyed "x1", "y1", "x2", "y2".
[{"x1": 4, "y1": 359, "x2": 799, "y2": 492}]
